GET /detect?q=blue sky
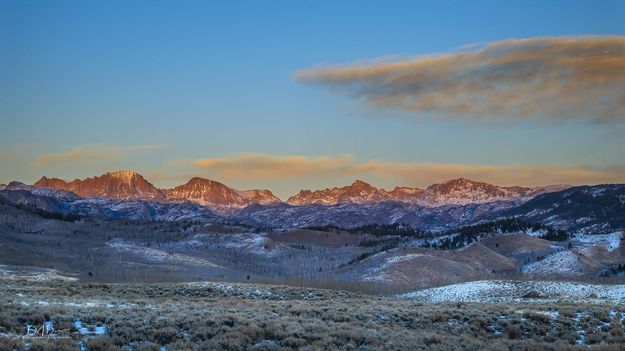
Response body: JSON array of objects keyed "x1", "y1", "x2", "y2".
[{"x1": 1, "y1": 0, "x2": 625, "y2": 198}]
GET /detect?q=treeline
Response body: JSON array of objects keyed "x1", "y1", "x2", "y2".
[
  {"x1": 599, "y1": 263, "x2": 625, "y2": 277},
  {"x1": 446, "y1": 217, "x2": 570, "y2": 241},
  {"x1": 431, "y1": 218, "x2": 571, "y2": 250},
  {"x1": 307, "y1": 223, "x2": 431, "y2": 238},
  {"x1": 10, "y1": 201, "x2": 82, "y2": 222},
  {"x1": 349, "y1": 223, "x2": 431, "y2": 237}
]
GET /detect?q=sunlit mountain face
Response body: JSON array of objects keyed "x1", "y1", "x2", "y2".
[{"x1": 29, "y1": 170, "x2": 570, "y2": 209}]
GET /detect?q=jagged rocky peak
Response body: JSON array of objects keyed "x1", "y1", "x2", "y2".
[{"x1": 287, "y1": 179, "x2": 389, "y2": 205}]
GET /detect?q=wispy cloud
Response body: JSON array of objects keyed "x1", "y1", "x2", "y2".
[
  {"x1": 188, "y1": 153, "x2": 625, "y2": 187},
  {"x1": 295, "y1": 35, "x2": 625, "y2": 122},
  {"x1": 33, "y1": 144, "x2": 170, "y2": 167},
  {"x1": 350, "y1": 161, "x2": 625, "y2": 187},
  {"x1": 127, "y1": 144, "x2": 171, "y2": 151},
  {"x1": 194, "y1": 153, "x2": 353, "y2": 179},
  {"x1": 0, "y1": 151, "x2": 14, "y2": 158}
]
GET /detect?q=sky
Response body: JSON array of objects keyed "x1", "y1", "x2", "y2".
[{"x1": 1, "y1": 0, "x2": 625, "y2": 199}]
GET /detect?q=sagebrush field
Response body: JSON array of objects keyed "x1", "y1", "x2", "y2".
[{"x1": 2, "y1": 278, "x2": 625, "y2": 351}]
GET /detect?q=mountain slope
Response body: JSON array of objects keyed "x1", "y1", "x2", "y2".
[
  {"x1": 502, "y1": 184, "x2": 625, "y2": 233},
  {"x1": 230, "y1": 200, "x2": 519, "y2": 231}
]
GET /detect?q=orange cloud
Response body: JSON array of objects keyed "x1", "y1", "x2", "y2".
[
  {"x1": 33, "y1": 147, "x2": 117, "y2": 167},
  {"x1": 195, "y1": 153, "x2": 353, "y2": 179},
  {"x1": 295, "y1": 36, "x2": 625, "y2": 122},
  {"x1": 33, "y1": 144, "x2": 169, "y2": 167},
  {"x1": 350, "y1": 162, "x2": 625, "y2": 187},
  {"x1": 189, "y1": 153, "x2": 625, "y2": 187}
]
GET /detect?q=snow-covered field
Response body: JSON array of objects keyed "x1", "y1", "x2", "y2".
[
  {"x1": 360, "y1": 253, "x2": 424, "y2": 282},
  {"x1": 398, "y1": 280, "x2": 625, "y2": 303},
  {"x1": 216, "y1": 233, "x2": 286, "y2": 257},
  {"x1": 522, "y1": 251, "x2": 585, "y2": 277},
  {"x1": 0, "y1": 265, "x2": 77, "y2": 282},
  {"x1": 107, "y1": 241, "x2": 222, "y2": 267},
  {"x1": 574, "y1": 232, "x2": 623, "y2": 252}
]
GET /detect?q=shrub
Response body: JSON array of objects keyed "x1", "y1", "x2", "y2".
[
  {"x1": 86, "y1": 336, "x2": 121, "y2": 351},
  {"x1": 29, "y1": 338, "x2": 79, "y2": 351},
  {"x1": 506, "y1": 325, "x2": 522, "y2": 339},
  {"x1": 0, "y1": 337, "x2": 21, "y2": 351},
  {"x1": 423, "y1": 333, "x2": 443, "y2": 345}
]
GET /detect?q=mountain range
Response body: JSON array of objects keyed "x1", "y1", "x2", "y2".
[
  {"x1": 0, "y1": 171, "x2": 623, "y2": 233},
  {"x1": 31, "y1": 171, "x2": 569, "y2": 211},
  {"x1": 287, "y1": 178, "x2": 569, "y2": 207}
]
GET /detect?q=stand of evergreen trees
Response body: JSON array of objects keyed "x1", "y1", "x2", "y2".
[
  {"x1": 306, "y1": 223, "x2": 431, "y2": 238},
  {"x1": 13, "y1": 202, "x2": 82, "y2": 222},
  {"x1": 433, "y1": 217, "x2": 571, "y2": 250}
]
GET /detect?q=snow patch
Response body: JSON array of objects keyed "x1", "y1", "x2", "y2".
[
  {"x1": 575, "y1": 232, "x2": 623, "y2": 252},
  {"x1": 0, "y1": 265, "x2": 77, "y2": 282},
  {"x1": 107, "y1": 241, "x2": 221, "y2": 268},
  {"x1": 398, "y1": 280, "x2": 625, "y2": 303},
  {"x1": 522, "y1": 251, "x2": 585, "y2": 277}
]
